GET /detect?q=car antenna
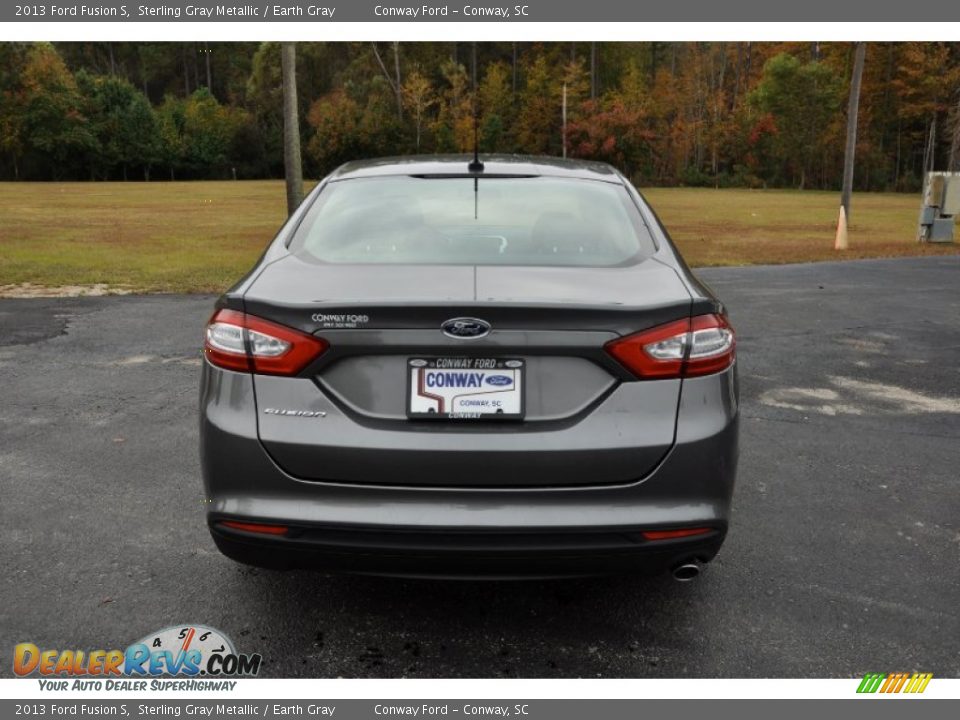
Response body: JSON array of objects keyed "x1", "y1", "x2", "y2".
[
  {"x1": 468, "y1": 90, "x2": 483, "y2": 173},
  {"x1": 468, "y1": 89, "x2": 483, "y2": 219},
  {"x1": 468, "y1": 124, "x2": 483, "y2": 174}
]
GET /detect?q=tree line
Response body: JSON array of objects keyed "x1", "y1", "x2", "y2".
[{"x1": 1, "y1": 41, "x2": 959, "y2": 189}]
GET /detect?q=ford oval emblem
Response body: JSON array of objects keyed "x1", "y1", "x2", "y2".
[
  {"x1": 441, "y1": 317, "x2": 491, "y2": 339},
  {"x1": 485, "y1": 375, "x2": 513, "y2": 387}
]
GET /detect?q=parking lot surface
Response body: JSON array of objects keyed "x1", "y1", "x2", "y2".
[{"x1": 2, "y1": 256, "x2": 958, "y2": 678}]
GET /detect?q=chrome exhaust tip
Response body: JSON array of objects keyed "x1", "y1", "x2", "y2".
[{"x1": 672, "y1": 562, "x2": 701, "y2": 582}]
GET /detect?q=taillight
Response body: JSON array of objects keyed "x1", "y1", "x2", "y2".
[
  {"x1": 605, "y1": 313, "x2": 735, "y2": 379},
  {"x1": 204, "y1": 309, "x2": 328, "y2": 376},
  {"x1": 686, "y1": 314, "x2": 737, "y2": 377}
]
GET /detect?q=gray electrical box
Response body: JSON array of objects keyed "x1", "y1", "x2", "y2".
[
  {"x1": 918, "y1": 172, "x2": 959, "y2": 243},
  {"x1": 943, "y1": 178, "x2": 960, "y2": 215}
]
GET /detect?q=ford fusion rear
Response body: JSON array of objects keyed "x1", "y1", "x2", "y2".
[{"x1": 199, "y1": 155, "x2": 738, "y2": 579}]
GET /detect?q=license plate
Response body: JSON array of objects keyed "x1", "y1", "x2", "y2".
[{"x1": 407, "y1": 358, "x2": 524, "y2": 420}]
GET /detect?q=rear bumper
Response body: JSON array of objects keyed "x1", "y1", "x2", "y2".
[
  {"x1": 209, "y1": 521, "x2": 726, "y2": 579},
  {"x1": 200, "y1": 362, "x2": 739, "y2": 578}
]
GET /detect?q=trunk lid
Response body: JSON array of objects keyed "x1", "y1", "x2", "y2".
[{"x1": 246, "y1": 256, "x2": 692, "y2": 487}]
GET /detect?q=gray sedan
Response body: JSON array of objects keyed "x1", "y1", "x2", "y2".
[{"x1": 199, "y1": 155, "x2": 738, "y2": 579}]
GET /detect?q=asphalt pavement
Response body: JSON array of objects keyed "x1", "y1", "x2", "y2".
[{"x1": 1, "y1": 256, "x2": 959, "y2": 678}]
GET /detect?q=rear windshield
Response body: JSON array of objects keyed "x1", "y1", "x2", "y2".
[{"x1": 288, "y1": 176, "x2": 656, "y2": 266}]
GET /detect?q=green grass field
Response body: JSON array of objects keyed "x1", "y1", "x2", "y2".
[{"x1": 1, "y1": 181, "x2": 957, "y2": 294}]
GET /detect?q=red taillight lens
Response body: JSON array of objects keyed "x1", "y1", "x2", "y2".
[
  {"x1": 605, "y1": 313, "x2": 735, "y2": 380},
  {"x1": 641, "y1": 527, "x2": 713, "y2": 541},
  {"x1": 204, "y1": 309, "x2": 328, "y2": 376},
  {"x1": 219, "y1": 520, "x2": 289, "y2": 536},
  {"x1": 605, "y1": 318, "x2": 690, "y2": 379}
]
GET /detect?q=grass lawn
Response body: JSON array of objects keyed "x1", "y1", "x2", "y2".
[
  {"x1": 643, "y1": 187, "x2": 959, "y2": 267},
  {"x1": 1, "y1": 181, "x2": 958, "y2": 294}
]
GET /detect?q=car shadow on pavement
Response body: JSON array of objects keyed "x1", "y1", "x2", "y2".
[{"x1": 226, "y1": 565, "x2": 707, "y2": 678}]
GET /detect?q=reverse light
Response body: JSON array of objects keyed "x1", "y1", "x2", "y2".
[
  {"x1": 204, "y1": 309, "x2": 328, "y2": 376},
  {"x1": 605, "y1": 314, "x2": 735, "y2": 379}
]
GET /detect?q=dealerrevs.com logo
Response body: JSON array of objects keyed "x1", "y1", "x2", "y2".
[{"x1": 14, "y1": 625, "x2": 262, "y2": 689}]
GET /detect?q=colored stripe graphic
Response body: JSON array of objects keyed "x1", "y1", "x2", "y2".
[
  {"x1": 908, "y1": 673, "x2": 933, "y2": 693},
  {"x1": 857, "y1": 673, "x2": 885, "y2": 693},
  {"x1": 857, "y1": 672, "x2": 932, "y2": 694}
]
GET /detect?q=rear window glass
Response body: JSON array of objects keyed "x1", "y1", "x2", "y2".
[{"x1": 289, "y1": 176, "x2": 656, "y2": 266}]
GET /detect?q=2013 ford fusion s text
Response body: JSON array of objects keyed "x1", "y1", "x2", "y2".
[{"x1": 199, "y1": 155, "x2": 738, "y2": 580}]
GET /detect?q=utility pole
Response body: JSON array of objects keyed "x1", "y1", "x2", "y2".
[
  {"x1": 281, "y1": 42, "x2": 303, "y2": 216},
  {"x1": 590, "y1": 42, "x2": 598, "y2": 99},
  {"x1": 471, "y1": 41, "x2": 477, "y2": 91},
  {"x1": 204, "y1": 41, "x2": 212, "y2": 90},
  {"x1": 835, "y1": 42, "x2": 866, "y2": 250},
  {"x1": 562, "y1": 83, "x2": 568, "y2": 159}
]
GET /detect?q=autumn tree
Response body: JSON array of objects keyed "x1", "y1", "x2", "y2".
[
  {"x1": 20, "y1": 43, "x2": 97, "y2": 179},
  {"x1": 513, "y1": 55, "x2": 588, "y2": 156},
  {"x1": 892, "y1": 43, "x2": 960, "y2": 184},
  {"x1": 568, "y1": 62, "x2": 654, "y2": 177},
  {"x1": 478, "y1": 61, "x2": 514, "y2": 152},
  {"x1": 0, "y1": 43, "x2": 29, "y2": 179},
  {"x1": 402, "y1": 69, "x2": 436, "y2": 151},
  {"x1": 306, "y1": 90, "x2": 364, "y2": 171},
  {"x1": 4, "y1": 40, "x2": 960, "y2": 188},
  {"x1": 433, "y1": 60, "x2": 473, "y2": 152},
  {"x1": 306, "y1": 77, "x2": 403, "y2": 173},
  {"x1": 515, "y1": 55, "x2": 557, "y2": 155}
]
